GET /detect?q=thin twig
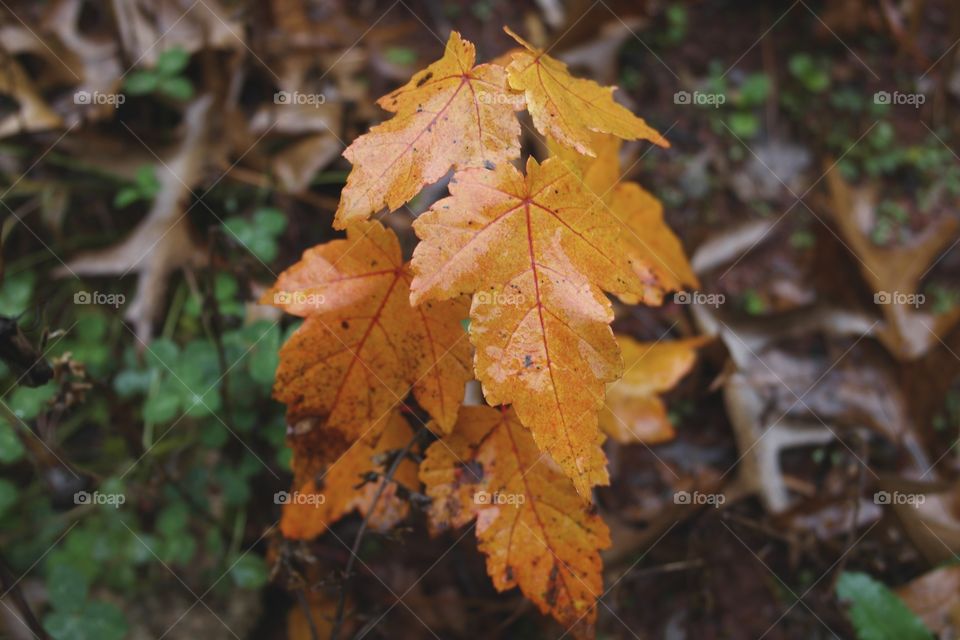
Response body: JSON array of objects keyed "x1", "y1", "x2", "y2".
[
  {"x1": 201, "y1": 235, "x2": 234, "y2": 427},
  {"x1": 295, "y1": 588, "x2": 320, "y2": 640},
  {"x1": 0, "y1": 552, "x2": 49, "y2": 639},
  {"x1": 330, "y1": 425, "x2": 426, "y2": 640}
]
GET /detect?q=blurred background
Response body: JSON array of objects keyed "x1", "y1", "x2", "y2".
[{"x1": 1, "y1": 0, "x2": 960, "y2": 638}]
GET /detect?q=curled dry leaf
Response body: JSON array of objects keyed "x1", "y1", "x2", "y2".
[
  {"x1": 334, "y1": 31, "x2": 522, "y2": 228},
  {"x1": 112, "y1": 0, "x2": 243, "y2": 63},
  {"x1": 600, "y1": 335, "x2": 710, "y2": 444},
  {"x1": 61, "y1": 96, "x2": 214, "y2": 341},
  {"x1": 503, "y1": 27, "x2": 668, "y2": 156},
  {"x1": 420, "y1": 406, "x2": 610, "y2": 638},
  {"x1": 897, "y1": 565, "x2": 960, "y2": 637},
  {"x1": 412, "y1": 156, "x2": 655, "y2": 497},
  {"x1": 264, "y1": 221, "x2": 470, "y2": 435},
  {"x1": 823, "y1": 164, "x2": 960, "y2": 360},
  {"x1": 0, "y1": 51, "x2": 62, "y2": 137},
  {"x1": 281, "y1": 412, "x2": 418, "y2": 540}
]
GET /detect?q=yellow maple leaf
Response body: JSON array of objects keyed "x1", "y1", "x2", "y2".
[
  {"x1": 411, "y1": 156, "x2": 654, "y2": 497},
  {"x1": 548, "y1": 132, "x2": 698, "y2": 304},
  {"x1": 334, "y1": 31, "x2": 522, "y2": 228},
  {"x1": 503, "y1": 27, "x2": 668, "y2": 157},
  {"x1": 420, "y1": 406, "x2": 610, "y2": 638},
  {"x1": 263, "y1": 221, "x2": 471, "y2": 437},
  {"x1": 601, "y1": 335, "x2": 710, "y2": 443},
  {"x1": 281, "y1": 412, "x2": 418, "y2": 539},
  {"x1": 609, "y1": 182, "x2": 699, "y2": 304}
]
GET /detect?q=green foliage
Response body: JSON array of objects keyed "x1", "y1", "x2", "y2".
[
  {"x1": 1, "y1": 236, "x2": 290, "y2": 638},
  {"x1": 788, "y1": 53, "x2": 830, "y2": 93},
  {"x1": 661, "y1": 4, "x2": 688, "y2": 46},
  {"x1": 385, "y1": 46, "x2": 417, "y2": 66},
  {"x1": 703, "y1": 63, "x2": 771, "y2": 141},
  {"x1": 741, "y1": 289, "x2": 767, "y2": 316},
  {"x1": 837, "y1": 572, "x2": 933, "y2": 640},
  {"x1": 222, "y1": 207, "x2": 288, "y2": 262},
  {"x1": 0, "y1": 270, "x2": 36, "y2": 316},
  {"x1": 44, "y1": 601, "x2": 128, "y2": 640},
  {"x1": 0, "y1": 419, "x2": 25, "y2": 463},
  {"x1": 230, "y1": 554, "x2": 269, "y2": 589},
  {"x1": 114, "y1": 165, "x2": 161, "y2": 208},
  {"x1": 42, "y1": 531, "x2": 130, "y2": 640},
  {"x1": 124, "y1": 47, "x2": 195, "y2": 101}
]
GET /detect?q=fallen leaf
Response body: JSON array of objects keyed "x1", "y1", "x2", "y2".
[
  {"x1": 0, "y1": 51, "x2": 62, "y2": 137},
  {"x1": 60, "y1": 96, "x2": 213, "y2": 341},
  {"x1": 272, "y1": 134, "x2": 343, "y2": 194},
  {"x1": 264, "y1": 221, "x2": 470, "y2": 436},
  {"x1": 112, "y1": 0, "x2": 243, "y2": 64},
  {"x1": 898, "y1": 565, "x2": 960, "y2": 637},
  {"x1": 411, "y1": 156, "x2": 654, "y2": 497},
  {"x1": 334, "y1": 31, "x2": 522, "y2": 228},
  {"x1": 890, "y1": 484, "x2": 960, "y2": 565},
  {"x1": 281, "y1": 412, "x2": 418, "y2": 539},
  {"x1": 823, "y1": 165, "x2": 960, "y2": 360},
  {"x1": 600, "y1": 335, "x2": 709, "y2": 444},
  {"x1": 503, "y1": 26, "x2": 668, "y2": 157},
  {"x1": 420, "y1": 406, "x2": 610, "y2": 638}
]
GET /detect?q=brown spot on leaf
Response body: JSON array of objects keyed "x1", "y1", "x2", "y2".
[{"x1": 544, "y1": 563, "x2": 560, "y2": 607}]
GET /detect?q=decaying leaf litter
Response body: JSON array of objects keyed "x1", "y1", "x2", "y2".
[{"x1": 2, "y1": 1, "x2": 960, "y2": 639}]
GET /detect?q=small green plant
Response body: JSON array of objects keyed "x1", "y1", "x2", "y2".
[
  {"x1": 789, "y1": 229, "x2": 816, "y2": 250},
  {"x1": 114, "y1": 165, "x2": 160, "y2": 208},
  {"x1": 871, "y1": 199, "x2": 909, "y2": 245},
  {"x1": 788, "y1": 53, "x2": 831, "y2": 93},
  {"x1": 660, "y1": 4, "x2": 688, "y2": 46},
  {"x1": 742, "y1": 288, "x2": 767, "y2": 316},
  {"x1": 222, "y1": 207, "x2": 288, "y2": 262},
  {"x1": 837, "y1": 572, "x2": 933, "y2": 640},
  {"x1": 43, "y1": 552, "x2": 128, "y2": 640},
  {"x1": 704, "y1": 62, "x2": 771, "y2": 140},
  {"x1": 124, "y1": 47, "x2": 195, "y2": 101}
]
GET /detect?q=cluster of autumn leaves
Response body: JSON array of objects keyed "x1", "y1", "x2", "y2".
[{"x1": 264, "y1": 28, "x2": 700, "y2": 636}]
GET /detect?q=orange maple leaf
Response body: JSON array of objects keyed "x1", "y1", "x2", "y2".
[
  {"x1": 503, "y1": 27, "x2": 669, "y2": 157},
  {"x1": 420, "y1": 406, "x2": 610, "y2": 638},
  {"x1": 281, "y1": 412, "x2": 418, "y2": 539},
  {"x1": 601, "y1": 335, "x2": 710, "y2": 444},
  {"x1": 410, "y1": 156, "x2": 653, "y2": 497},
  {"x1": 263, "y1": 221, "x2": 471, "y2": 437},
  {"x1": 334, "y1": 31, "x2": 522, "y2": 228}
]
